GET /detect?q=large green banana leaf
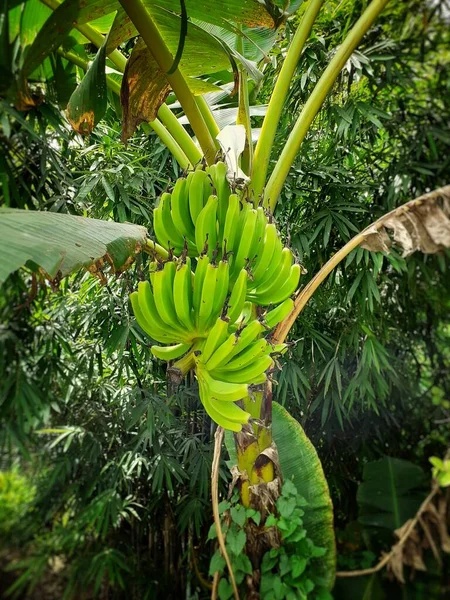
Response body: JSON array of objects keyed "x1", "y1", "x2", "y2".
[
  {"x1": 225, "y1": 401, "x2": 336, "y2": 590},
  {"x1": 0, "y1": 208, "x2": 147, "y2": 284},
  {"x1": 357, "y1": 457, "x2": 428, "y2": 533}
]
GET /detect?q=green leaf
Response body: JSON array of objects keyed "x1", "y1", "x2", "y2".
[
  {"x1": 271, "y1": 402, "x2": 336, "y2": 590},
  {"x1": 67, "y1": 42, "x2": 107, "y2": 135},
  {"x1": 209, "y1": 549, "x2": 225, "y2": 576},
  {"x1": 21, "y1": 0, "x2": 119, "y2": 78},
  {"x1": 276, "y1": 495, "x2": 296, "y2": 519},
  {"x1": 357, "y1": 457, "x2": 428, "y2": 532},
  {"x1": 226, "y1": 528, "x2": 246, "y2": 555},
  {"x1": 0, "y1": 208, "x2": 147, "y2": 284},
  {"x1": 218, "y1": 578, "x2": 234, "y2": 600},
  {"x1": 291, "y1": 555, "x2": 307, "y2": 579},
  {"x1": 230, "y1": 505, "x2": 246, "y2": 527}
]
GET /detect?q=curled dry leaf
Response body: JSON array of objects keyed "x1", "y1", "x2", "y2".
[{"x1": 360, "y1": 186, "x2": 450, "y2": 256}]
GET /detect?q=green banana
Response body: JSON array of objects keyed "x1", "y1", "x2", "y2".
[
  {"x1": 173, "y1": 257, "x2": 195, "y2": 331},
  {"x1": 193, "y1": 254, "x2": 209, "y2": 317},
  {"x1": 233, "y1": 208, "x2": 258, "y2": 274},
  {"x1": 249, "y1": 264, "x2": 301, "y2": 305},
  {"x1": 137, "y1": 280, "x2": 182, "y2": 338},
  {"x1": 198, "y1": 262, "x2": 218, "y2": 333},
  {"x1": 227, "y1": 320, "x2": 264, "y2": 362},
  {"x1": 227, "y1": 268, "x2": 248, "y2": 323},
  {"x1": 264, "y1": 297, "x2": 294, "y2": 328},
  {"x1": 222, "y1": 193, "x2": 240, "y2": 255},
  {"x1": 195, "y1": 194, "x2": 218, "y2": 257},
  {"x1": 152, "y1": 263, "x2": 183, "y2": 330},
  {"x1": 204, "y1": 332, "x2": 239, "y2": 371},
  {"x1": 211, "y1": 259, "x2": 229, "y2": 324},
  {"x1": 198, "y1": 379, "x2": 247, "y2": 431},
  {"x1": 130, "y1": 291, "x2": 179, "y2": 343},
  {"x1": 170, "y1": 177, "x2": 196, "y2": 244},
  {"x1": 210, "y1": 161, "x2": 230, "y2": 241},
  {"x1": 189, "y1": 169, "x2": 208, "y2": 225},
  {"x1": 151, "y1": 343, "x2": 192, "y2": 360},
  {"x1": 201, "y1": 317, "x2": 230, "y2": 364},
  {"x1": 248, "y1": 206, "x2": 267, "y2": 268},
  {"x1": 217, "y1": 338, "x2": 269, "y2": 371},
  {"x1": 250, "y1": 246, "x2": 292, "y2": 304},
  {"x1": 154, "y1": 192, "x2": 184, "y2": 251},
  {"x1": 249, "y1": 223, "x2": 279, "y2": 288},
  {"x1": 198, "y1": 368, "x2": 248, "y2": 401},
  {"x1": 211, "y1": 355, "x2": 273, "y2": 384}
]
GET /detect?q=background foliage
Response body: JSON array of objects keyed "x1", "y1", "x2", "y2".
[{"x1": 1, "y1": 0, "x2": 449, "y2": 598}]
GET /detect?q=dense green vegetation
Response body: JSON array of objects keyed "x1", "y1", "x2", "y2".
[{"x1": 1, "y1": 0, "x2": 449, "y2": 599}]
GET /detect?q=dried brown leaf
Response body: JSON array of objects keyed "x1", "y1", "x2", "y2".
[{"x1": 360, "y1": 186, "x2": 450, "y2": 255}]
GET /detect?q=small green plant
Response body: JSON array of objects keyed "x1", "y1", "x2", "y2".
[
  {"x1": 0, "y1": 470, "x2": 35, "y2": 537},
  {"x1": 430, "y1": 456, "x2": 450, "y2": 487},
  {"x1": 208, "y1": 480, "x2": 331, "y2": 600}
]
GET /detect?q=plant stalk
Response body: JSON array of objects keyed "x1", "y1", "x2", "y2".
[
  {"x1": 236, "y1": 30, "x2": 253, "y2": 177},
  {"x1": 264, "y1": 0, "x2": 390, "y2": 211},
  {"x1": 195, "y1": 96, "x2": 220, "y2": 145},
  {"x1": 250, "y1": 0, "x2": 324, "y2": 201},
  {"x1": 119, "y1": 0, "x2": 217, "y2": 164}
]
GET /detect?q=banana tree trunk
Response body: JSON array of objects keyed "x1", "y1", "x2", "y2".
[{"x1": 234, "y1": 381, "x2": 283, "y2": 576}]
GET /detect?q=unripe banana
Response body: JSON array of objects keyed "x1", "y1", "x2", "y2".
[
  {"x1": 189, "y1": 170, "x2": 208, "y2": 225},
  {"x1": 193, "y1": 254, "x2": 209, "y2": 317},
  {"x1": 232, "y1": 208, "x2": 258, "y2": 275},
  {"x1": 130, "y1": 291, "x2": 180, "y2": 343},
  {"x1": 173, "y1": 257, "x2": 195, "y2": 331},
  {"x1": 198, "y1": 262, "x2": 218, "y2": 333},
  {"x1": 227, "y1": 268, "x2": 248, "y2": 323},
  {"x1": 248, "y1": 223, "x2": 279, "y2": 289},
  {"x1": 195, "y1": 195, "x2": 218, "y2": 258},
  {"x1": 151, "y1": 343, "x2": 192, "y2": 360},
  {"x1": 211, "y1": 259, "x2": 229, "y2": 324},
  {"x1": 170, "y1": 177, "x2": 196, "y2": 244},
  {"x1": 217, "y1": 338, "x2": 269, "y2": 371},
  {"x1": 198, "y1": 368, "x2": 248, "y2": 401},
  {"x1": 201, "y1": 317, "x2": 230, "y2": 364},
  {"x1": 211, "y1": 355, "x2": 273, "y2": 384},
  {"x1": 249, "y1": 264, "x2": 301, "y2": 306},
  {"x1": 154, "y1": 192, "x2": 184, "y2": 252},
  {"x1": 248, "y1": 206, "x2": 267, "y2": 269},
  {"x1": 264, "y1": 297, "x2": 294, "y2": 328},
  {"x1": 208, "y1": 161, "x2": 230, "y2": 240},
  {"x1": 152, "y1": 262, "x2": 183, "y2": 330},
  {"x1": 222, "y1": 193, "x2": 240, "y2": 255},
  {"x1": 138, "y1": 280, "x2": 182, "y2": 339},
  {"x1": 198, "y1": 379, "x2": 247, "y2": 432}
]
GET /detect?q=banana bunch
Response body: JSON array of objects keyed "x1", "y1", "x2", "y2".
[
  {"x1": 153, "y1": 164, "x2": 301, "y2": 307},
  {"x1": 132, "y1": 160, "x2": 304, "y2": 432},
  {"x1": 130, "y1": 253, "x2": 254, "y2": 358}
]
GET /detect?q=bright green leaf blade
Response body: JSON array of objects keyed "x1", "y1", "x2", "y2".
[
  {"x1": 0, "y1": 208, "x2": 147, "y2": 283},
  {"x1": 66, "y1": 42, "x2": 107, "y2": 134},
  {"x1": 21, "y1": 0, "x2": 119, "y2": 78},
  {"x1": 271, "y1": 402, "x2": 336, "y2": 590}
]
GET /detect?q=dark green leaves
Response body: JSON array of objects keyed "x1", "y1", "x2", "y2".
[
  {"x1": 67, "y1": 42, "x2": 107, "y2": 135},
  {"x1": 357, "y1": 457, "x2": 428, "y2": 532},
  {"x1": 0, "y1": 208, "x2": 147, "y2": 283}
]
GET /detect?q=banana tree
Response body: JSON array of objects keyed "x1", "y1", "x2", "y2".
[{"x1": 1, "y1": 0, "x2": 450, "y2": 597}]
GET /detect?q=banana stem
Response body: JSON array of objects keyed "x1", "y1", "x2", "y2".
[
  {"x1": 264, "y1": 0, "x2": 390, "y2": 211},
  {"x1": 119, "y1": 0, "x2": 217, "y2": 164},
  {"x1": 250, "y1": 0, "x2": 324, "y2": 201},
  {"x1": 195, "y1": 96, "x2": 220, "y2": 144},
  {"x1": 158, "y1": 104, "x2": 203, "y2": 166},
  {"x1": 236, "y1": 29, "x2": 253, "y2": 178}
]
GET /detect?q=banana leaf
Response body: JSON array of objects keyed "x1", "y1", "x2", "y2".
[{"x1": 0, "y1": 208, "x2": 147, "y2": 284}]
